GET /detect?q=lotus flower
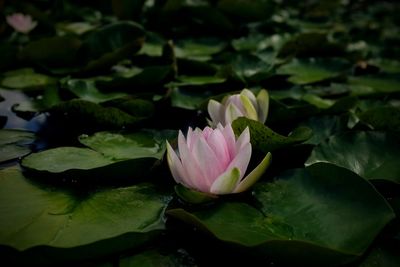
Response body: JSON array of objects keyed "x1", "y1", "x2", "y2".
[
  {"x1": 166, "y1": 124, "x2": 271, "y2": 195},
  {"x1": 207, "y1": 89, "x2": 269, "y2": 127},
  {"x1": 6, "y1": 13, "x2": 37, "y2": 34}
]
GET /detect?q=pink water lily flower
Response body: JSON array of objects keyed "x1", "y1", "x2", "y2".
[
  {"x1": 208, "y1": 89, "x2": 269, "y2": 127},
  {"x1": 166, "y1": 124, "x2": 271, "y2": 195},
  {"x1": 6, "y1": 13, "x2": 37, "y2": 34}
]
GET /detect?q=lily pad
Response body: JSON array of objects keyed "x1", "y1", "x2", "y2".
[
  {"x1": 167, "y1": 163, "x2": 394, "y2": 266},
  {"x1": 1, "y1": 69, "x2": 57, "y2": 90},
  {"x1": 358, "y1": 106, "x2": 400, "y2": 132},
  {"x1": 48, "y1": 99, "x2": 146, "y2": 130},
  {"x1": 19, "y1": 36, "x2": 82, "y2": 70},
  {"x1": 167, "y1": 76, "x2": 226, "y2": 87},
  {"x1": 306, "y1": 131, "x2": 400, "y2": 183},
  {"x1": 276, "y1": 58, "x2": 350, "y2": 85},
  {"x1": 0, "y1": 168, "x2": 170, "y2": 265},
  {"x1": 119, "y1": 248, "x2": 197, "y2": 267},
  {"x1": 174, "y1": 38, "x2": 226, "y2": 61},
  {"x1": 170, "y1": 87, "x2": 214, "y2": 110},
  {"x1": 232, "y1": 117, "x2": 313, "y2": 152},
  {"x1": 21, "y1": 147, "x2": 157, "y2": 183},
  {"x1": 78, "y1": 130, "x2": 176, "y2": 160},
  {"x1": 0, "y1": 129, "x2": 35, "y2": 163},
  {"x1": 299, "y1": 115, "x2": 347, "y2": 145},
  {"x1": 63, "y1": 78, "x2": 128, "y2": 103},
  {"x1": 80, "y1": 21, "x2": 145, "y2": 73},
  {"x1": 348, "y1": 74, "x2": 400, "y2": 94}
]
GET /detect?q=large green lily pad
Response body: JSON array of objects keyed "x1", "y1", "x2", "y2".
[
  {"x1": 306, "y1": 131, "x2": 400, "y2": 183},
  {"x1": 21, "y1": 147, "x2": 156, "y2": 183},
  {"x1": 0, "y1": 168, "x2": 170, "y2": 265},
  {"x1": 167, "y1": 163, "x2": 394, "y2": 266}
]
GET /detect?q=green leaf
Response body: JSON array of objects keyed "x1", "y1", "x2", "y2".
[
  {"x1": 170, "y1": 87, "x2": 214, "y2": 110},
  {"x1": 299, "y1": 115, "x2": 346, "y2": 145},
  {"x1": 228, "y1": 53, "x2": 272, "y2": 82},
  {"x1": 174, "y1": 184, "x2": 218, "y2": 204},
  {"x1": 48, "y1": 99, "x2": 145, "y2": 130},
  {"x1": 348, "y1": 74, "x2": 400, "y2": 94},
  {"x1": 63, "y1": 78, "x2": 128, "y2": 103},
  {"x1": 276, "y1": 58, "x2": 350, "y2": 85},
  {"x1": 0, "y1": 168, "x2": 170, "y2": 265},
  {"x1": 277, "y1": 32, "x2": 344, "y2": 59},
  {"x1": 1, "y1": 69, "x2": 57, "y2": 90},
  {"x1": 21, "y1": 147, "x2": 158, "y2": 183},
  {"x1": 217, "y1": 0, "x2": 273, "y2": 22},
  {"x1": 97, "y1": 66, "x2": 173, "y2": 91},
  {"x1": 22, "y1": 147, "x2": 114, "y2": 173},
  {"x1": 167, "y1": 75, "x2": 226, "y2": 87},
  {"x1": 0, "y1": 129, "x2": 35, "y2": 163},
  {"x1": 232, "y1": 117, "x2": 313, "y2": 152},
  {"x1": 80, "y1": 21, "x2": 145, "y2": 72},
  {"x1": 78, "y1": 130, "x2": 176, "y2": 160},
  {"x1": 358, "y1": 106, "x2": 400, "y2": 132},
  {"x1": 306, "y1": 131, "x2": 400, "y2": 183},
  {"x1": 19, "y1": 36, "x2": 82, "y2": 69},
  {"x1": 119, "y1": 248, "x2": 197, "y2": 267},
  {"x1": 174, "y1": 38, "x2": 226, "y2": 61},
  {"x1": 167, "y1": 163, "x2": 394, "y2": 266}
]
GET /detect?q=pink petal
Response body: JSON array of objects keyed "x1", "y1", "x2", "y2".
[
  {"x1": 202, "y1": 126, "x2": 213, "y2": 140},
  {"x1": 206, "y1": 129, "x2": 231, "y2": 168},
  {"x1": 226, "y1": 143, "x2": 252, "y2": 180},
  {"x1": 166, "y1": 141, "x2": 187, "y2": 185},
  {"x1": 235, "y1": 126, "x2": 250, "y2": 152},
  {"x1": 178, "y1": 131, "x2": 209, "y2": 192},
  {"x1": 220, "y1": 124, "x2": 236, "y2": 159}
]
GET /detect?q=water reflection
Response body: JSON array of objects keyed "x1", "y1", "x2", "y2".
[{"x1": 0, "y1": 88, "x2": 47, "y2": 132}]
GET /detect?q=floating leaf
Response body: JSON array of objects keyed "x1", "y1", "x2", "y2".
[
  {"x1": 119, "y1": 248, "x2": 197, "y2": 267},
  {"x1": 174, "y1": 38, "x2": 226, "y2": 61},
  {"x1": 78, "y1": 130, "x2": 176, "y2": 160},
  {"x1": 276, "y1": 58, "x2": 350, "y2": 85},
  {"x1": 306, "y1": 131, "x2": 400, "y2": 183},
  {"x1": 80, "y1": 21, "x2": 145, "y2": 73},
  {"x1": 299, "y1": 115, "x2": 347, "y2": 145},
  {"x1": 48, "y1": 99, "x2": 146, "y2": 131},
  {"x1": 277, "y1": 32, "x2": 345, "y2": 59},
  {"x1": 217, "y1": 0, "x2": 273, "y2": 22},
  {"x1": 167, "y1": 76, "x2": 226, "y2": 87},
  {"x1": 170, "y1": 87, "x2": 213, "y2": 110},
  {"x1": 19, "y1": 36, "x2": 82, "y2": 69},
  {"x1": 167, "y1": 163, "x2": 394, "y2": 266},
  {"x1": 0, "y1": 168, "x2": 170, "y2": 265},
  {"x1": 1, "y1": 69, "x2": 57, "y2": 90},
  {"x1": 63, "y1": 78, "x2": 128, "y2": 103},
  {"x1": 21, "y1": 146, "x2": 157, "y2": 183},
  {"x1": 348, "y1": 74, "x2": 400, "y2": 94},
  {"x1": 97, "y1": 66, "x2": 173, "y2": 92},
  {"x1": 232, "y1": 117, "x2": 313, "y2": 152},
  {"x1": 0, "y1": 129, "x2": 35, "y2": 163},
  {"x1": 358, "y1": 106, "x2": 400, "y2": 132}
]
